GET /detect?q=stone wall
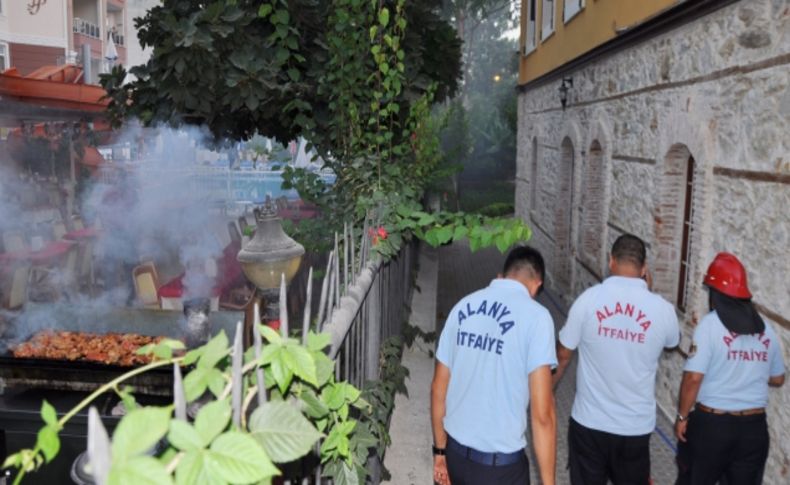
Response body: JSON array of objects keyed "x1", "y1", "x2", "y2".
[{"x1": 516, "y1": 0, "x2": 790, "y2": 481}]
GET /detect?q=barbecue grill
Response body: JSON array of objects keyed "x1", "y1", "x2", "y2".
[
  {"x1": 0, "y1": 302, "x2": 245, "y2": 396},
  {"x1": 0, "y1": 303, "x2": 246, "y2": 483}
]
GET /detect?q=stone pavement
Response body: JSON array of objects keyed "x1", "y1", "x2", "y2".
[
  {"x1": 385, "y1": 241, "x2": 679, "y2": 484},
  {"x1": 382, "y1": 245, "x2": 439, "y2": 484}
]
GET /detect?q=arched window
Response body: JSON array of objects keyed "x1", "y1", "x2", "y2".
[
  {"x1": 553, "y1": 137, "x2": 575, "y2": 293},
  {"x1": 578, "y1": 140, "x2": 606, "y2": 275},
  {"x1": 654, "y1": 144, "x2": 697, "y2": 311}
]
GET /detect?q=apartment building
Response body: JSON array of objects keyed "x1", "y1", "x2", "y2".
[{"x1": 0, "y1": 0, "x2": 128, "y2": 82}]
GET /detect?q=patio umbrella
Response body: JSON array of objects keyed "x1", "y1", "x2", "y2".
[{"x1": 105, "y1": 34, "x2": 118, "y2": 63}]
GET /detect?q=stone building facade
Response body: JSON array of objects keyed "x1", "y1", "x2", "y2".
[{"x1": 516, "y1": 0, "x2": 790, "y2": 481}]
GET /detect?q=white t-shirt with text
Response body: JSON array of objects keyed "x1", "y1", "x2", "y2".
[
  {"x1": 559, "y1": 276, "x2": 679, "y2": 436},
  {"x1": 685, "y1": 311, "x2": 785, "y2": 411},
  {"x1": 437, "y1": 279, "x2": 557, "y2": 453}
]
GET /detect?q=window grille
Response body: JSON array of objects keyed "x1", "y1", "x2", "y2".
[{"x1": 677, "y1": 156, "x2": 695, "y2": 312}]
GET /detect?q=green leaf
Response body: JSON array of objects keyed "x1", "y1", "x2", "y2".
[
  {"x1": 108, "y1": 456, "x2": 173, "y2": 485},
  {"x1": 283, "y1": 344, "x2": 317, "y2": 386},
  {"x1": 182, "y1": 349, "x2": 202, "y2": 366},
  {"x1": 378, "y1": 8, "x2": 390, "y2": 27},
  {"x1": 323, "y1": 461, "x2": 359, "y2": 485},
  {"x1": 168, "y1": 420, "x2": 204, "y2": 452},
  {"x1": 306, "y1": 332, "x2": 331, "y2": 352},
  {"x1": 183, "y1": 366, "x2": 210, "y2": 402},
  {"x1": 198, "y1": 331, "x2": 229, "y2": 370},
  {"x1": 469, "y1": 236, "x2": 481, "y2": 253},
  {"x1": 112, "y1": 407, "x2": 171, "y2": 462},
  {"x1": 206, "y1": 368, "x2": 226, "y2": 398},
  {"x1": 195, "y1": 400, "x2": 231, "y2": 446},
  {"x1": 495, "y1": 234, "x2": 510, "y2": 253},
  {"x1": 275, "y1": 47, "x2": 290, "y2": 65},
  {"x1": 37, "y1": 425, "x2": 60, "y2": 463},
  {"x1": 312, "y1": 351, "x2": 335, "y2": 387},
  {"x1": 40, "y1": 400, "x2": 57, "y2": 427},
  {"x1": 259, "y1": 325, "x2": 282, "y2": 344},
  {"x1": 249, "y1": 401, "x2": 322, "y2": 463},
  {"x1": 452, "y1": 225, "x2": 468, "y2": 241},
  {"x1": 270, "y1": 354, "x2": 294, "y2": 394},
  {"x1": 299, "y1": 389, "x2": 330, "y2": 419},
  {"x1": 258, "y1": 4, "x2": 272, "y2": 18},
  {"x1": 436, "y1": 226, "x2": 453, "y2": 245},
  {"x1": 174, "y1": 451, "x2": 208, "y2": 485},
  {"x1": 342, "y1": 383, "x2": 361, "y2": 403},
  {"x1": 136, "y1": 343, "x2": 156, "y2": 356},
  {"x1": 117, "y1": 386, "x2": 138, "y2": 413},
  {"x1": 206, "y1": 432, "x2": 279, "y2": 482},
  {"x1": 321, "y1": 383, "x2": 344, "y2": 410},
  {"x1": 338, "y1": 403, "x2": 349, "y2": 421},
  {"x1": 272, "y1": 9, "x2": 290, "y2": 25}
]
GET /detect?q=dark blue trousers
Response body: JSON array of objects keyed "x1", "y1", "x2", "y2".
[{"x1": 446, "y1": 444, "x2": 530, "y2": 485}]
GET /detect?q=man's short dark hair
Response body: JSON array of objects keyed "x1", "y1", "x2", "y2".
[
  {"x1": 503, "y1": 245, "x2": 545, "y2": 281},
  {"x1": 611, "y1": 234, "x2": 646, "y2": 267}
]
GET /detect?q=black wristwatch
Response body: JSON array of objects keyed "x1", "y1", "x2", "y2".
[{"x1": 432, "y1": 445, "x2": 446, "y2": 456}]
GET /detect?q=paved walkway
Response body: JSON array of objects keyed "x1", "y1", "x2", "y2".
[{"x1": 385, "y1": 241, "x2": 678, "y2": 484}]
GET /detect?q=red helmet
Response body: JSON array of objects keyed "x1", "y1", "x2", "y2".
[{"x1": 703, "y1": 252, "x2": 752, "y2": 299}]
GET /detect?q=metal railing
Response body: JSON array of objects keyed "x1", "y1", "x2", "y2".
[
  {"x1": 109, "y1": 31, "x2": 125, "y2": 46},
  {"x1": 319, "y1": 223, "x2": 416, "y2": 388},
  {"x1": 73, "y1": 18, "x2": 101, "y2": 39}
]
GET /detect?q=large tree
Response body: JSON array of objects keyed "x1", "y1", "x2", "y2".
[{"x1": 102, "y1": 0, "x2": 461, "y2": 153}]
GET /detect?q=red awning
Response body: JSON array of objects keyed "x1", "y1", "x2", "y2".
[{"x1": 0, "y1": 65, "x2": 109, "y2": 116}]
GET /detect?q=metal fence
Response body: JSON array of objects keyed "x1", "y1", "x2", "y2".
[{"x1": 319, "y1": 224, "x2": 416, "y2": 388}]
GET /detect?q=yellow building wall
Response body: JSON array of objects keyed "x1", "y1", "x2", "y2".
[{"x1": 519, "y1": 0, "x2": 681, "y2": 85}]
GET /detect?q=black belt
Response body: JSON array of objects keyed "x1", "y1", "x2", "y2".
[{"x1": 447, "y1": 435, "x2": 525, "y2": 466}]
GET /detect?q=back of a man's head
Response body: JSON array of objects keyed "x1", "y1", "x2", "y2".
[
  {"x1": 503, "y1": 245, "x2": 545, "y2": 282},
  {"x1": 610, "y1": 234, "x2": 647, "y2": 269}
]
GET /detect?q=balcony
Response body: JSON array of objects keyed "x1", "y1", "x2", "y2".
[
  {"x1": 73, "y1": 18, "x2": 100, "y2": 40},
  {"x1": 109, "y1": 31, "x2": 125, "y2": 47}
]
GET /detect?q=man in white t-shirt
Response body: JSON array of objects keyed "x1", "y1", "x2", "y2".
[
  {"x1": 553, "y1": 234, "x2": 679, "y2": 484},
  {"x1": 431, "y1": 246, "x2": 557, "y2": 485}
]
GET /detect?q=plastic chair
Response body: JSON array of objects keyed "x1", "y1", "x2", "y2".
[
  {"x1": 228, "y1": 221, "x2": 242, "y2": 244},
  {"x1": 132, "y1": 262, "x2": 161, "y2": 309},
  {"x1": 237, "y1": 216, "x2": 249, "y2": 235},
  {"x1": 4, "y1": 265, "x2": 30, "y2": 310}
]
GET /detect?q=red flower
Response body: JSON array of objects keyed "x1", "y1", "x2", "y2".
[
  {"x1": 372, "y1": 235, "x2": 380, "y2": 246},
  {"x1": 267, "y1": 319, "x2": 281, "y2": 331},
  {"x1": 377, "y1": 227, "x2": 388, "y2": 239}
]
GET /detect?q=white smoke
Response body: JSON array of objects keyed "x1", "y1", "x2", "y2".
[{"x1": 81, "y1": 123, "x2": 230, "y2": 301}]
